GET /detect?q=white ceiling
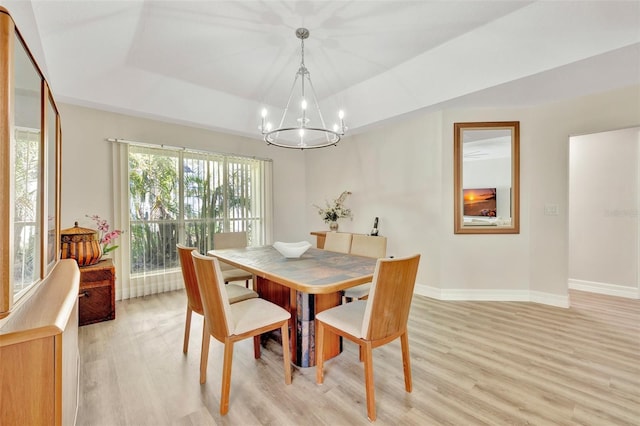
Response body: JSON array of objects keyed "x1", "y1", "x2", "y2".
[{"x1": 3, "y1": 0, "x2": 639, "y2": 140}]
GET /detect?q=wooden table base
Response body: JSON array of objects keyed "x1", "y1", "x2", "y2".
[{"x1": 256, "y1": 276, "x2": 341, "y2": 367}]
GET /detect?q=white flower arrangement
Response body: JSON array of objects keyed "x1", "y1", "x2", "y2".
[{"x1": 314, "y1": 191, "x2": 353, "y2": 223}]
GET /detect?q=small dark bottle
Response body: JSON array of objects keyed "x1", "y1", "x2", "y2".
[{"x1": 370, "y1": 217, "x2": 379, "y2": 236}]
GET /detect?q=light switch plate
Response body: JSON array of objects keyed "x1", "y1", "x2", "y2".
[{"x1": 544, "y1": 204, "x2": 559, "y2": 216}]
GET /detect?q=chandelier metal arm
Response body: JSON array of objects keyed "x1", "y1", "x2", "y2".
[
  {"x1": 277, "y1": 72, "x2": 301, "y2": 131},
  {"x1": 305, "y1": 75, "x2": 330, "y2": 134}
]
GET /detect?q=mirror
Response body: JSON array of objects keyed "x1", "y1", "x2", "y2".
[
  {"x1": 454, "y1": 121, "x2": 520, "y2": 234},
  {"x1": 12, "y1": 32, "x2": 43, "y2": 297},
  {"x1": 45, "y1": 89, "x2": 59, "y2": 275},
  {"x1": 1, "y1": 7, "x2": 61, "y2": 318}
]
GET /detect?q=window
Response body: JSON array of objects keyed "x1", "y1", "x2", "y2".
[{"x1": 123, "y1": 144, "x2": 272, "y2": 297}]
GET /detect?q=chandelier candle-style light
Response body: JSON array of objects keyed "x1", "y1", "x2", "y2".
[{"x1": 260, "y1": 28, "x2": 347, "y2": 149}]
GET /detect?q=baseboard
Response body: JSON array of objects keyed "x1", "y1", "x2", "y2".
[
  {"x1": 414, "y1": 283, "x2": 441, "y2": 300},
  {"x1": 529, "y1": 291, "x2": 570, "y2": 308},
  {"x1": 568, "y1": 279, "x2": 640, "y2": 299},
  {"x1": 414, "y1": 284, "x2": 570, "y2": 308}
]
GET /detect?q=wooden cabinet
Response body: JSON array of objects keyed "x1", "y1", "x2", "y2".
[
  {"x1": 1, "y1": 6, "x2": 76, "y2": 424},
  {"x1": 79, "y1": 259, "x2": 116, "y2": 326},
  {"x1": 0, "y1": 260, "x2": 80, "y2": 426}
]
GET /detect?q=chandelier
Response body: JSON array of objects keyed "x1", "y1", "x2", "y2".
[{"x1": 260, "y1": 28, "x2": 347, "y2": 149}]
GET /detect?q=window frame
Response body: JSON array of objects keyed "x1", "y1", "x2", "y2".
[{"x1": 127, "y1": 144, "x2": 271, "y2": 277}]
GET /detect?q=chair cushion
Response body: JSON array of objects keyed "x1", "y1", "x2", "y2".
[
  {"x1": 316, "y1": 300, "x2": 367, "y2": 338},
  {"x1": 222, "y1": 268, "x2": 253, "y2": 282},
  {"x1": 226, "y1": 284, "x2": 258, "y2": 304},
  {"x1": 343, "y1": 282, "x2": 371, "y2": 299},
  {"x1": 230, "y1": 298, "x2": 290, "y2": 335}
]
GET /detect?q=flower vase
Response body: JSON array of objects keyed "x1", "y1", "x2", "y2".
[{"x1": 329, "y1": 222, "x2": 339, "y2": 232}]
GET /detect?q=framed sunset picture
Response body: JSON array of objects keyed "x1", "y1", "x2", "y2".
[{"x1": 463, "y1": 188, "x2": 497, "y2": 217}]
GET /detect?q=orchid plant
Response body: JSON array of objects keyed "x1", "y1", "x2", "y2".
[{"x1": 86, "y1": 214, "x2": 124, "y2": 256}]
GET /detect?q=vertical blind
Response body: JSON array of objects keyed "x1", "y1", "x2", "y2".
[{"x1": 112, "y1": 142, "x2": 272, "y2": 300}]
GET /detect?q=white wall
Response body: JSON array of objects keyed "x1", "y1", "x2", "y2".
[
  {"x1": 58, "y1": 85, "x2": 640, "y2": 307},
  {"x1": 306, "y1": 85, "x2": 640, "y2": 307},
  {"x1": 569, "y1": 127, "x2": 639, "y2": 298},
  {"x1": 58, "y1": 104, "x2": 308, "y2": 243},
  {"x1": 305, "y1": 110, "x2": 445, "y2": 286}
]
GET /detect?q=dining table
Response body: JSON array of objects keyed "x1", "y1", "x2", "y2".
[{"x1": 207, "y1": 245, "x2": 378, "y2": 367}]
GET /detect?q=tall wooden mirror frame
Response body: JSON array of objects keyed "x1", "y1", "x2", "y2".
[
  {"x1": 454, "y1": 121, "x2": 520, "y2": 234},
  {"x1": 0, "y1": 7, "x2": 61, "y2": 318}
]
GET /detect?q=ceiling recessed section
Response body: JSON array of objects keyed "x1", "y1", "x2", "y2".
[
  {"x1": 124, "y1": 0, "x2": 531, "y2": 106},
  {"x1": 4, "y1": 0, "x2": 639, "y2": 139}
]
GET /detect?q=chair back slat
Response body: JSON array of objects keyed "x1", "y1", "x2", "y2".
[
  {"x1": 191, "y1": 251, "x2": 234, "y2": 340},
  {"x1": 350, "y1": 234, "x2": 387, "y2": 259},
  {"x1": 214, "y1": 232, "x2": 248, "y2": 271},
  {"x1": 362, "y1": 254, "x2": 420, "y2": 340},
  {"x1": 214, "y1": 231, "x2": 248, "y2": 249},
  {"x1": 177, "y1": 244, "x2": 203, "y2": 314},
  {"x1": 323, "y1": 232, "x2": 352, "y2": 253}
]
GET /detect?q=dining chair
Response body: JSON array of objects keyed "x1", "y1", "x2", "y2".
[
  {"x1": 322, "y1": 232, "x2": 352, "y2": 253},
  {"x1": 315, "y1": 254, "x2": 420, "y2": 422},
  {"x1": 342, "y1": 235, "x2": 387, "y2": 302},
  {"x1": 176, "y1": 244, "x2": 258, "y2": 355},
  {"x1": 213, "y1": 231, "x2": 254, "y2": 288},
  {"x1": 191, "y1": 250, "x2": 292, "y2": 415}
]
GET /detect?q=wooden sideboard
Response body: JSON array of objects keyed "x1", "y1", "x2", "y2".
[
  {"x1": 310, "y1": 231, "x2": 328, "y2": 249},
  {"x1": 0, "y1": 260, "x2": 80, "y2": 426},
  {"x1": 79, "y1": 259, "x2": 116, "y2": 326}
]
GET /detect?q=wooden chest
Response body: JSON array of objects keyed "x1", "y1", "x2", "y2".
[{"x1": 78, "y1": 259, "x2": 116, "y2": 326}]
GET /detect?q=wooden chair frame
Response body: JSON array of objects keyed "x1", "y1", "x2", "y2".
[
  {"x1": 191, "y1": 251, "x2": 292, "y2": 415},
  {"x1": 177, "y1": 244, "x2": 258, "y2": 359},
  {"x1": 177, "y1": 244, "x2": 205, "y2": 354},
  {"x1": 316, "y1": 254, "x2": 420, "y2": 421},
  {"x1": 213, "y1": 232, "x2": 253, "y2": 287}
]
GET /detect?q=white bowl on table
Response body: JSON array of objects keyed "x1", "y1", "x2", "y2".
[{"x1": 273, "y1": 241, "x2": 312, "y2": 258}]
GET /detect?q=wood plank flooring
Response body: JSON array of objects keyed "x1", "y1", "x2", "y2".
[{"x1": 76, "y1": 289, "x2": 639, "y2": 425}]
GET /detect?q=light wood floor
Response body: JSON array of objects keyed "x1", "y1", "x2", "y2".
[{"x1": 76, "y1": 289, "x2": 639, "y2": 425}]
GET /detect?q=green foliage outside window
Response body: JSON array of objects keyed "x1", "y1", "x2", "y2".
[{"x1": 128, "y1": 146, "x2": 264, "y2": 275}]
